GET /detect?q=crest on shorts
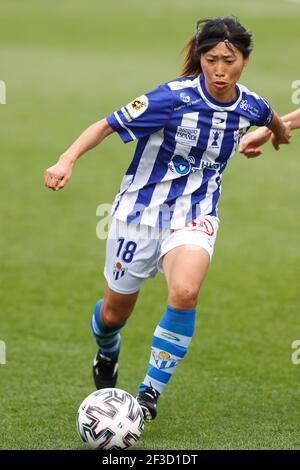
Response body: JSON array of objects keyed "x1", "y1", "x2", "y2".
[{"x1": 113, "y1": 261, "x2": 127, "y2": 280}]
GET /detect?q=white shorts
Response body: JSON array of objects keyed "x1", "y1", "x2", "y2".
[{"x1": 104, "y1": 215, "x2": 219, "y2": 294}]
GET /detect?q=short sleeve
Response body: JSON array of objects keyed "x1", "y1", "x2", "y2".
[
  {"x1": 106, "y1": 83, "x2": 174, "y2": 143},
  {"x1": 252, "y1": 96, "x2": 274, "y2": 127}
]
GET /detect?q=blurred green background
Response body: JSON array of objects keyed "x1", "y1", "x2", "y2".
[{"x1": 0, "y1": 0, "x2": 299, "y2": 449}]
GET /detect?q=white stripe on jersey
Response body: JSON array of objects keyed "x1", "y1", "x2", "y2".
[
  {"x1": 111, "y1": 174, "x2": 134, "y2": 214},
  {"x1": 238, "y1": 84, "x2": 260, "y2": 100},
  {"x1": 198, "y1": 172, "x2": 220, "y2": 216},
  {"x1": 239, "y1": 114, "x2": 251, "y2": 128},
  {"x1": 114, "y1": 130, "x2": 165, "y2": 218},
  {"x1": 201, "y1": 111, "x2": 227, "y2": 162},
  {"x1": 140, "y1": 112, "x2": 199, "y2": 226},
  {"x1": 114, "y1": 111, "x2": 137, "y2": 141},
  {"x1": 167, "y1": 77, "x2": 199, "y2": 91}
]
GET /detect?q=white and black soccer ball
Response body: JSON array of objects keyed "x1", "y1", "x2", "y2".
[{"x1": 76, "y1": 388, "x2": 145, "y2": 450}]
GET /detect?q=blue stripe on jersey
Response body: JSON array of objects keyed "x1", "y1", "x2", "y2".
[
  {"x1": 112, "y1": 136, "x2": 150, "y2": 217},
  {"x1": 126, "y1": 182, "x2": 156, "y2": 223},
  {"x1": 215, "y1": 112, "x2": 240, "y2": 164},
  {"x1": 189, "y1": 168, "x2": 214, "y2": 222},
  {"x1": 157, "y1": 173, "x2": 190, "y2": 227},
  {"x1": 126, "y1": 136, "x2": 150, "y2": 176},
  {"x1": 126, "y1": 134, "x2": 177, "y2": 224},
  {"x1": 210, "y1": 174, "x2": 222, "y2": 217}
]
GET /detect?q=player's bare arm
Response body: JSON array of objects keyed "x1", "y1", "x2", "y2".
[
  {"x1": 267, "y1": 112, "x2": 291, "y2": 150},
  {"x1": 44, "y1": 118, "x2": 114, "y2": 191},
  {"x1": 239, "y1": 109, "x2": 299, "y2": 157}
]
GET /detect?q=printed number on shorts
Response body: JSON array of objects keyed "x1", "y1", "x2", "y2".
[{"x1": 116, "y1": 238, "x2": 137, "y2": 263}]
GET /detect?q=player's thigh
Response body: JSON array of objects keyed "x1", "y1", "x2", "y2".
[
  {"x1": 162, "y1": 245, "x2": 210, "y2": 309},
  {"x1": 161, "y1": 216, "x2": 219, "y2": 309},
  {"x1": 104, "y1": 218, "x2": 160, "y2": 296}
]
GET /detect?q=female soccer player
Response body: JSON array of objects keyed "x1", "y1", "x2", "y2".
[
  {"x1": 44, "y1": 17, "x2": 291, "y2": 421},
  {"x1": 239, "y1": 108, "x2": 299, "y2": 157}
]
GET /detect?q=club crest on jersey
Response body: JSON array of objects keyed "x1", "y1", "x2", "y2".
[
  {"x1": 113, "y1": 261, "x2": 127, "y2": 281},
  {"x1": 175, "y1": 126, "x2": 200, "y2": 146},
  {"x1": 125, "y1": 95, "x2": 149, "y2": 119},
  {"x1": 151, "y1": 349, "x2": 179, "y2": 370}
]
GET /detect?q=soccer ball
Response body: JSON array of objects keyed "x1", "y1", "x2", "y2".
[{"x1": 76, "y1": 388, "x2": 145, "y2": 450}]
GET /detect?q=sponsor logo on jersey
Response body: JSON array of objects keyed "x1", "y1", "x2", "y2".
[
  {"x1": 174, "y1": 97, "x2": 202, "y2": 111},
  {"x1": 169, "y1": 154, "x2": 226, "y2": 175},
  {"x1": 175, "y1": 126, "x2": 200, "y2": 146},
  {"x1": 239, "y1": 99, "x2": 260, "y2": 118},
  {"x1": 184, "y1": 217, "x2": 215, "y2": 236},
  {"x1": 180, "y1": 92, "x2": 191, "y2": 103},
  {"x1": 209, "y1": 130, "x2": 224, "y2": 148},
  {"x1": 125, "y1": 95, "x2": 149, "y2": 119},
  {"x1": 212, "y1": 116, "x2": 225, "y2": 126},
  {"x1": 169, "y1": 155, "x2": 191, "y2": 175},
  {"x1": 199, "y1": 160, "x2": 226, "y2": 170}
]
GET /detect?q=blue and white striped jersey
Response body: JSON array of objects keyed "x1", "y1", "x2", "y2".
[{"x1": 106, "y1": 74, "x2": 273, "y2": 229}]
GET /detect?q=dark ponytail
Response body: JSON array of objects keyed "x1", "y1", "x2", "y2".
[{"x1": 181, "y1": 16, "x2": 253, "y2": 77}]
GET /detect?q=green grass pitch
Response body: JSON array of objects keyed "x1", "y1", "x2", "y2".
[{"x1": 0, "y1": 0, "x2": 300, "y2": 450}]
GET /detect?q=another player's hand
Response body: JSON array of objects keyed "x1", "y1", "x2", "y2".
[
  {"x1": 271, "y1": 121, "x2": 292, "y2": 151},
  {"x1": 44, "y1": 156, "x2": 74, "y2": 191},
  {"x1": 239, "y1": 127, "x2": 272, "y2": 158}
]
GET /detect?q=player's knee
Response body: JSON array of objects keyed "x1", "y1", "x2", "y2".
[{"x1": 168, "y1": 283, "x2": 199, "y2": 309}]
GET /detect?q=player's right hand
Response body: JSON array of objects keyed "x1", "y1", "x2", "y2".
[{"x1": 44, "y1": 157, "x2": 73, "y2": 191}]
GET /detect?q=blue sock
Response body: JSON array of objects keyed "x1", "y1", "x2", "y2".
[
  {"x1": 139, "y1": 305, "x2": 196, "y2": 395},
  {"x1": 90, "y1": 299, "x2": 126, "y2": 360}
]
